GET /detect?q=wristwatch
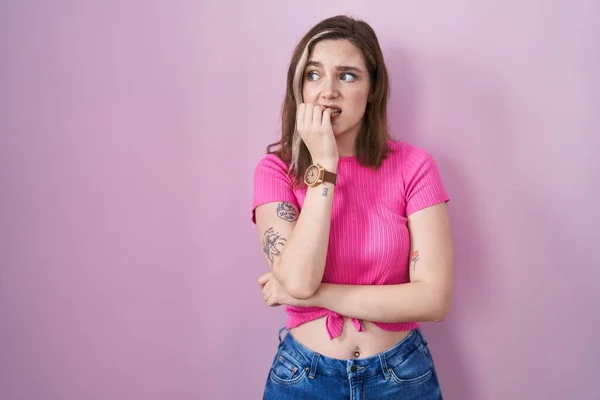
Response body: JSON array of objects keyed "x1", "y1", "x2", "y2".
[{"x1": 304, "y1": 164, "x2": 337, "y2": 187}]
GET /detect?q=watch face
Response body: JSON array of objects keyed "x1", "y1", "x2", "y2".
[{"x1": 305, "y1": 165, "x2": 319, "y2": 184}]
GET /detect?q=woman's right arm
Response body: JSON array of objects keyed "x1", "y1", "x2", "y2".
[
  {"x1": 255, "y1": 158, "x2": 337, "y2": 300},
  {"x1": 255, "y1": 104, "x2": 338, "y2": 299}
]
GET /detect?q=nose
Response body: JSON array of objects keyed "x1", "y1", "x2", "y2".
[{"x1": 321, "y1": 76, "x2": 339, "y2": 99}]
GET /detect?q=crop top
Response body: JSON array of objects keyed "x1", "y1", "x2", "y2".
[{"x1": 251, "y1": 140, "x2": 450, "y2": 339}]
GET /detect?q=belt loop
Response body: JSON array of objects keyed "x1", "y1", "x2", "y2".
[
  {"x1": 278, "y1": 326, "x2": 288, "y2": 343},
  {"x1": 417, "y1": 328, "x2": 428, "y2": 345},
  {"x1": 378, "y1": 354, "x2": 390, "y2": 379},
  {"x1": 309, "y1": 353, "x2": 320, "y2": 379}
]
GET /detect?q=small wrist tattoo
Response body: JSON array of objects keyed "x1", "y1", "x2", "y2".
[{"x1": 321, "y1": 186, "x2": 330, "y2": 197}]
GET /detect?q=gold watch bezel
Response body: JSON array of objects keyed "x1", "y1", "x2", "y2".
[{"x1": 304, "y1": 164, "x2": 325, "y2": 187}]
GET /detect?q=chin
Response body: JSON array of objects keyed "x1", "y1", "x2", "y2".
[
  {"x1": 333, "y1": 122, "x2": 359, "y2": 138},
  {"x1": 332, "y1": 123, "x2": 347, "y2": 137}
]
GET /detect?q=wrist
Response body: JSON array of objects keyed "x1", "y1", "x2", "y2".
[{"x1": 312, "y1": 158, "x2": 339, "y2": 173}]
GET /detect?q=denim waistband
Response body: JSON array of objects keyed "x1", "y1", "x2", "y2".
[{"x1": 276, "y1": 327, "x2": 428, "y2": 380}]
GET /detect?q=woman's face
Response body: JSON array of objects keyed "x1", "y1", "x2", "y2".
[{"x1": 301, "y1": 39, "x2": 371, "y2": 139}]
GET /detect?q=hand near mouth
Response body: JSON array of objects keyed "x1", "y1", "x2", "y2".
[{"x1": 296, "y1": 103, "x2": 339, "y2": 166}]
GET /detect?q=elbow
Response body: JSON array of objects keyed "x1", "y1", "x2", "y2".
[
  {"x1": 273, "y1": 260, "x2": 320, "y2": 300},
  {"x1": 430, "y1": 293, "x2": 452, "y2": 322},
  {"x1": 433, "y1": 304, "x2": 452, "y2": 322},
  {"x1": 284, "y1": 281, "x2": 318, "y2": 300},
  {"x1": 430, "y1": 308, "x2": 448, "y2": 322}
]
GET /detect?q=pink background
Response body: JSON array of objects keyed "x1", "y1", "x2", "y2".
[{"x1": 1, "y1": 1, "x2": 598, "y2": 399}]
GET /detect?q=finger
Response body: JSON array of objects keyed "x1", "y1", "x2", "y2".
[
  {"x1": 266, "y1": 292, "x2": 278, "y2": 307},
  {"x1": 304, "y1": 103, "x2": 314, "y2": 127},
  {"x1": 262, "y1": 281, "x2": 271, "y2": 299},
  {"x1": 257, "y1": 272, "x2": 272, "y2": 286},
  {"x1": 296, "y1": 103, "x2": 305, "y2": 132},
  {"x1": 321, "y1": 107, "x2": 333, "y2": 129},
  {"x1": 262, "y1": 279, "x2": 273, "y2": 298},
  {"x1": 312, "y1": 105, "x2": 325, "y2": 129}
]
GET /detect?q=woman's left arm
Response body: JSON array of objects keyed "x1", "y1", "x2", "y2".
[
  {"x1": 311, "y1": 202, "x2": 454, "y2": 322},
  {"x1": 260, "y1": 202, "x2": 454, "y2": 323}
]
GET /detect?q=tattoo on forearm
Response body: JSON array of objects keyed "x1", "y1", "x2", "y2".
[
  {"x1": 411, "y1": 250, "x2": 420, "y2": 271},
  {"x1": 263, "y1": 227, "x2": 287, "y2": 267},
  {"x1": 276, "y1": 202, "x2": 298, "y2": 222},
  {"x1": 321, "y1": 186, "x2": 330, "y2": 197}
]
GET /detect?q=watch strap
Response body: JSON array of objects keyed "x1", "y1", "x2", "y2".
[{"x1": 323, "y1": 170, "x2": 337, "y2": 185}]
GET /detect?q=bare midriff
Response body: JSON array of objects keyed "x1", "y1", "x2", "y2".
[{"x1": 289, "y1": 316, "x2": 412, "y2": 359}]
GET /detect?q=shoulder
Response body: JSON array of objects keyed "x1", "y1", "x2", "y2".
[
  {"x1": 254, "y1": 152, "x2": 291, "y2": 174},
  {"x1": 253, "y1": 152, "x2": 296, "y2": 187},
  {"x1": 386, "y1": 140, "x2": 436, "y2": 165}
]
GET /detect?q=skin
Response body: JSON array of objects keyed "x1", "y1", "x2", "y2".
[
  {"x1": 299, "y1": 38, "x2": 371, "y2": 158},
  {"x1": 255, "y1": 39, "x2": 454, "y2": 359}
]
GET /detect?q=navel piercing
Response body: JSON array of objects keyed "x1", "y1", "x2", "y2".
[{"x1": 353, "y1": 346, "x2": 360, "y2": 358}]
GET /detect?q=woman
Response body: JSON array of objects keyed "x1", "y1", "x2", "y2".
[{"x1": 252, "y1": 15, "x2": 453, "y2": 399}]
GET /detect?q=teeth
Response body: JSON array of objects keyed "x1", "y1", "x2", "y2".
[{"x1": 323, "y1": 106, "x2": 341, "y2": 116}]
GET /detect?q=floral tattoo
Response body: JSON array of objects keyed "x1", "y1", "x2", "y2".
[
  {"x1": 411, "y1": 250, "x2": 420, "y2": 271},
  {"x1": 263, "y1": 228, "x2": 287, "y2": 267}
]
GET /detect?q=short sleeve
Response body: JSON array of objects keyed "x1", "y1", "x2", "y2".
[
  {"x1": 251, "y1": 154, "x2": 300, "y2": 224},
  {"x1": 401, "y1": 143, "x2": 450, "y2": 216}
]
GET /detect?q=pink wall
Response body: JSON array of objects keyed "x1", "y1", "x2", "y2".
[{"x1": 1, "y1": 1, "x2": 598, "y2": 399}]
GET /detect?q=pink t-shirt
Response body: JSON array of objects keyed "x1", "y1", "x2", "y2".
[{"x1": 251, "y1": 140, "x2": 450, "y2": 340}]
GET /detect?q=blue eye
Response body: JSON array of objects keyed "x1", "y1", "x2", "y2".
[
  {"x1": 306, "y1": 71, "x2": 319, "y2": 81},
  {"x1": 341, "y1": 73, "x2": 356, "y2": 82}
]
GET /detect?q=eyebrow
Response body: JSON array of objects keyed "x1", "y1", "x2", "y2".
[{"x1": 305, "y1": 61, "x2": 363, "y2": 74}]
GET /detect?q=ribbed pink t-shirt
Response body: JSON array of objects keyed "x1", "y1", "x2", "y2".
[{"x1": 251, "y1": 140, "x2": 450, "y2": 340}]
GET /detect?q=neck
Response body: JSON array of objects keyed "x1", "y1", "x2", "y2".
[{"x1": 335, "y1": 129, "x2": 359, "y2": 157}]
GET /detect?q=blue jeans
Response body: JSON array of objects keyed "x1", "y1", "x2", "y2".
[{"x1": 263, "y1": 327, "x2": 443, "y2": 400}]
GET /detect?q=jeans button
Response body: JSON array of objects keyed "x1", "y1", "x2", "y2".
[{"x1": 350, "y1": 365, "x2": 358, "y2": 372}]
